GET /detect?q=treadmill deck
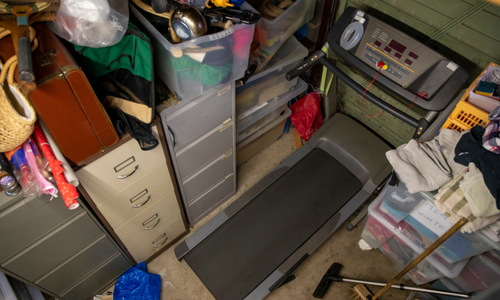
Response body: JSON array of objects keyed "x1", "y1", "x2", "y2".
[{"x1": 184, "y1": 148, "x2": 362, "y2": 300}]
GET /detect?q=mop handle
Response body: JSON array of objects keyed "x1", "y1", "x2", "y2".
[
  {"x1": 327, "y1": 277, "x2": 471, "y2": 298},
  {"x1": 372, "y1": 217, "x2": 469, "y2": 300}
]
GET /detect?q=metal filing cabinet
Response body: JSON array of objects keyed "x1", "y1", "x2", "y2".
[
  {"x1": 76, "y1": 119, "x2": 189, "y2": 263},
  {"x1": 0, "y1": 192, "x2": 132, "y2": 300},
  {"x1": 159, "y1": 83, "x2": 237, "y2": 225}
]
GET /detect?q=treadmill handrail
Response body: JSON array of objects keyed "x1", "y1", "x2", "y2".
[{"x1": 286, "y1": 50, "x2": 420, "y2": 129}]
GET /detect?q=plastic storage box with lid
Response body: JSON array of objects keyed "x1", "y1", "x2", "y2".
[
  {"x1": 131, "y1": 5, "x2": 254, "y2": 101},
  {"x1": 378, "y1": 236, "x2": 450, "y2": 285},
  {"x1": 236, "y1": 108, "x2": 289, "y2": 165},
  {"x1": 448, "y1": 253, "x2": 500, "y2": 292},
  {"x1": 236, "y1": 78, "x2": 306, "y2": 142},
  {"x1": 241, "y1": 0, "x2": 316, "y2": 53},
  {"x1": 361, "y1": 181, "x2": 493, "y2": 264},
  {"x1": 235, "y1": 36, "x2": 308, "y2": 113}
]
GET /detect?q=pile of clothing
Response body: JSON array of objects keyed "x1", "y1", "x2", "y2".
[{"x1": 386, "y1": 106, "x2": 500, "y2": 235}]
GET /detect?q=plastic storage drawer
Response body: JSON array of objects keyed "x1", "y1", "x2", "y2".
[
  {"x1": 241, "y1": 0, "x2": 315, "y2": 53},
  {"x1": 379, "y1": 181, "x2": 425, "y2": 223},
  {"x1": 131, "y1": 6, "x2": 254, "y2": 101},
  {"x1": 364, "y1": 182, "x2": 493, "y2": 264},
  {"x1": 236, "y1": 78, "x2": 306, "y2": 140},
  {"x1": 448, "y1": 254, "x2": 500, "y2": 292},
  {"x1": 236, "y1": 36, "x2": 308, "y2": 113}
]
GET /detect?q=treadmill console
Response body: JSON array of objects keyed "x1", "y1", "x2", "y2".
[{"x1": 329, "y1": 7, "x2": 469, "y2": 111}]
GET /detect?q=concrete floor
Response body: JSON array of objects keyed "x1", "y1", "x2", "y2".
[{"x1": 146, "y1": 131, "x2": 412, "y2": 300}]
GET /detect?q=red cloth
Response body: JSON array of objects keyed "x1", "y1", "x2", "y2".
[
  {"x1": 290, "y1": 92, "x2": 323, "y2": 141},
  {"x1": 33, "y1": 122, "x2": 79, "y2": 210}
]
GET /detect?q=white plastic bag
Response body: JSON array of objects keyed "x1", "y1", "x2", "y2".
[{"x1": 48, "y1": 0, "x2": 129, "y2": 48}]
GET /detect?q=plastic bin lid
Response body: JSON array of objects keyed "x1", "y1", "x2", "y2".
[
  {"x1": 368, "y1": 184, "x2": 468, "y2": 278},
  {"x1": 245, "y1": 36, "x2": 308, "y2": 85},
  {"x1": 237, "y1": 107, "x2": 291, "y2": 149},
  {"x1": 237, "y1": 78, "x2": 306, "y2": 131},
  {"x1": 477, "y1": 230, "x2": 500, "y2": 250}
]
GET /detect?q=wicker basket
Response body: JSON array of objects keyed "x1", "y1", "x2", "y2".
[{"x1": 0, "y1": 56, "x2": 36, "y2": 152}]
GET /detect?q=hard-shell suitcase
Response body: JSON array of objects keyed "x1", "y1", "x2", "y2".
[{"x1": 0, "y1": 22, "x2": 118, "y2": 164}]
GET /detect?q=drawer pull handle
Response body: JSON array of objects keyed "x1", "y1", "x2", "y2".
[
  {"x1": 153, "y1": 234, "x2": 168, "y2": 248},
  {"x1": 118, "y1": 165, "x2": 139, "y2": 179},
  {"x1": 144, "y1": 218, "x2": 160, "y2": 230},
  {"x1": 133, "y1": 195, "x2": 151, "y2": 208}
]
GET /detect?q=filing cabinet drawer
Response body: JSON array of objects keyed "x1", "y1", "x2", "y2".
[
  {"x1": 77, "y1": 126, "x2": 165, "y2": 203},
  {"x1": 183, "y1": 149, "x2": 234, "y2": 202},
  {"x1": 115, "y1": 199, "x2": 185, "y2": 262},
  {"x1": 0, "y1": 194, "x2": 80, "y2": 264},
  {"x1": 36, "y1": 236, "x2": 119, "y2": 295},
  {"x1": 61, "y1": 253, "x2": 131, "y2": 300},
  {"x1": 97, "y1": 165, "x2": 175, "y2": 228},
  {"x1": 3, "y1": 212, "x2": 103, "y2": 282},
  {"x1": 189, "y1": 173, "x2": 235, "y2": 223},
  {"x1": 176, "y1": 120, "x2": 234, "y2": 180},
  {"x1": 163, "y1": 83, "x2": 233, "y2": 152}
]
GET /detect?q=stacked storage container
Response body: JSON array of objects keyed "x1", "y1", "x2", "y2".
[
  {"x1": 361, "y1": 181, "x2": 498, "y2": 285},
  {"x1": 235, "y1": 36, "x2": 308, "y2": 165},
  {"x1": 131, "y1": 6, "x2": 254, "y2": 225}
]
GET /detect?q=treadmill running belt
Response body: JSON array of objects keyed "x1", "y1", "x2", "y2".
[{"x1": 184, "y1": 148, "x2": 362, "y2": 300}]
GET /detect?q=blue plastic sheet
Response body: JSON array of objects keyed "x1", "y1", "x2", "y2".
[{"x1": 114, "y1": 262, "x2": 161, "y2": 300}]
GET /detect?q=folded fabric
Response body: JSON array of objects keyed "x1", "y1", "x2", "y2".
[
  {"x1": 439, "y1": 129, "x2": 468, "y2": 177},
  {"x1": 386, "y1": 138, "x2": 452, "y2": 193},
  {"x1": 461, "y1": 162, "x2": 500, "y2": 218},
  {"x1": 454, "y1": 125, "x2": 500, "y2": 209},
  {"x1": 482, "y1": 106, "x2": 500, "y2": 154},
  {"x1": 434, "y1": 169, "x2": 500, "y2": 233},
  {"x1": 488, "y1": 219, "x2": 500, "y2": 234}
]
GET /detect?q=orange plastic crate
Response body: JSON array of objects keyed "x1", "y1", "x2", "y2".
[
  {"x1": 441, "y1": 100, "x2": 488, "y2": 132},
  {"x1": 441, "y1": 63, "x2": 497, "y2": 132}
]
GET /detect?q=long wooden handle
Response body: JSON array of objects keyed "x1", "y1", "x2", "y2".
[{"x1": 372, "y1": 217, "x2": 469, "y2": 300}]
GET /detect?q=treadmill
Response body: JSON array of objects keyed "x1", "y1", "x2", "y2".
[{"x1": 174, "y1": 7, "x2": 468, "y2": 300}]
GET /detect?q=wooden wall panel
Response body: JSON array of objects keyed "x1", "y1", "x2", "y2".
[{"x1": 332, "y1": 0, "x2": 500, "y2": 147}]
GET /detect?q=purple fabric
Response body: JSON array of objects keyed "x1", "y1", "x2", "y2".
[{"x1": 482, "y1": 106, "x2": 500, "y2": 154}]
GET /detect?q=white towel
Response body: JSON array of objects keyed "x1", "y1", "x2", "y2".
[
  {"x1": 438, "y1": 129, "x2": 468, "y2": 177},
  {"x1": 386, "y1": 139, "x2": 452, "y2": 193}
]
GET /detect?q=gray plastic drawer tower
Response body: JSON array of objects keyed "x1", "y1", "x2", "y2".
[{"x1": 160, "y1": 83, "x2": 237, "y2": 225}]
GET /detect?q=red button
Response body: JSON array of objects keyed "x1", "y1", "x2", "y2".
[
  {"x1": 374, "y1": 41, "x2": 382, "y2": 47},
  {"x1": 409, "y1": 52, "x2": 419, "y2": 59},
  {"x1": 384, "y1": 47, "x2": 392, "y2": 53},
  {"x1": 405, "y1": 59, "x2": 413, "y2": 65},
  {"x1": 394, "y1": 53, "x2": 402, "y2": 59}
]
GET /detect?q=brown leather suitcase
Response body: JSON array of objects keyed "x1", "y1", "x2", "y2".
[{"x1": 0, "y1": 22, "x2": 118, "y2": 164}]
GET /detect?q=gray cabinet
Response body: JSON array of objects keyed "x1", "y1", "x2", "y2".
[
  {"x1": 159, "y1": 83, "x2": 237, "y2": 225},
  {"x1": 0, "y1": 192, "x2": 132, "y2": 300}
]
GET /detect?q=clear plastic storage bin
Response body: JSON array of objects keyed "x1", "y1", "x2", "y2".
[
  {"x1": 379, "y1": 237, "x2": 446, "y2": 285},
  {"x1": 448, "y1": 254, "x2": 500, "y2": 292},
  {"x1": 236, "y1": 36, "x2": 308, "y2": 113},
  {"x1": 237, "y1": 105, "x2": 290, "y2": 143},
  {"x1": 364, "y1": 182, "x2": 493, "y2": 264},
  {"x1": 241, "y1": 0, "x2": 315, "y2": 53},
  {"x1": 236, "y1": 78, "x2": 306, "y2": 140},
  {"x1": 379, "y1": 181, "x2": 425, "y2": 223},
  {"x1": 131, "y1": 5, "x2": 254, "y2": 101}
]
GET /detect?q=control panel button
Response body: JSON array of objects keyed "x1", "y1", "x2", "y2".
[
  {"x1": 409, "y1": 52, "x2": 419, "y2": 59},
  {"x1": 405, "y1": 59, "x2": 413, "y2": 65},
  {"x1": 394, "y1": 53, "x2": 402, "y2": 59},
  {"x1": 374, "y1": 41, "x2": 382, "y2": 47},
  {"x1": 384, "y1": 47, "x2": 392, "y2": 53}
]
